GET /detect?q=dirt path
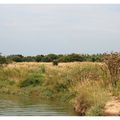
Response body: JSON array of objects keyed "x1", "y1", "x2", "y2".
[{"x1": 104, "y1": 97, "x2": 120, "y2": 116}]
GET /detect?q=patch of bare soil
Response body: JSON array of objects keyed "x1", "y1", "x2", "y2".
[{"x1": 104, "y1": 97, "x2": 120, "y2": 116}]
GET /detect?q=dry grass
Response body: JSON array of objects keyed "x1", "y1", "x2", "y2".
[
  {"x1": 72, "y1": 81, "x2": 109, "y2": 115},
  {"x1": 0, "y1": 61, "x2": 113, "y2": 115}
]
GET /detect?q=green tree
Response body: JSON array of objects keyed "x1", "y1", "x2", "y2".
[
  {"x1": 7, "y1": 55, "x2": 23, "y2": 62},
  {"x1": 41, "y1": 56, "x2": 52, "y2": 62},
  {"x1": 35, "y1": 55, "x2": 44, "y2": 62},
  {"x1": 47, "y1": 54, "x2": 58, "y2": 61},
  {"x1": 0, "y1": 53, "x2": 8, "y2": 66}
]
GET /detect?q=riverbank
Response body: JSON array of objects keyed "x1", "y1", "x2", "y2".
[{"x1": 0, "y1": 62, "x2": 119, "y2": 115}]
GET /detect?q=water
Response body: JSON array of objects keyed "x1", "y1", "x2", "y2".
[{"x1": 0, "y1": 95, "x2": 77, "y2": 116}]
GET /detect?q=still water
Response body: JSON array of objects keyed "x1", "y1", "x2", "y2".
[{"x1": 0, "y1": 95, "x2": 77, "y2": 116}]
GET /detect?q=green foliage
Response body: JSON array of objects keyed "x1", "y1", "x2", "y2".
[
  {"x1": 0, "y1": 55, "x2": 8, "y2": 65},
  {"x1": 19, "y1": 72, "x2": 44, "y2": 88},
  {"x1": 39, "y1": 64, "x2": 46, "y2": 73},
  {"x1": 41, "y1": 56, "x2": 52, "y2": 62},
  {"x1": 43, "y1": 89, "x2": 54, "y2": 98},
  {"x1": 47, "y1": 54, "x2": 58, "y2": 60},
  {"x1": 53, "y1": 60, "x2": 59, "y2": 66},
  {"x1": 0, "y1": 79, "x2": 15, "y2": 87},
  {"x1": 55, "y1": 83, "x2": 67, "y2": 92},
  {"x1": 68, "y1": 54, "x2": 84, "y2": 62},
  {"x1": 86, "y1": 104, "x2": 104, "y2": 116},
  {"x1": 4, "y1": 53, "x2": 106, "y2": 63},
  {"x1": 35, "y1": 55, "x2": 44, "y2": 62},
  {"x1": 22, "y1": 56, "x2": 35, "y2": 62},
  {"x1": 7, "y1": 55, "x2": 23, "y2": 62},
  {"x1": 58, "y1": 53, "x2": 84, "y2": 62},
  {"x1": 58, "y1": 55, "x2": 71, "y2": 62}
]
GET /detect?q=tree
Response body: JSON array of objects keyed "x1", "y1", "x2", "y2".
[
  {"x1": 41, "y1": 56, "x2": 52, "y2": 62},
  {"x1": 47, "y1": 54, "x2": 58, "y2": 61},
  {"x1": 22, "y1": 56, "x2": 36, "y2": 62},
  {"x1": 58, "y1": 54, "x2": 84, "y2": 62},
  {"x1": 0, "y1": 54, "x2": 8, "y2": 66},
  {"x1": 7, "y1": 55, "x2": 23, "y2": 62},
  {"x1": 35, "y1": 55, "x2": 44, "y2": 62},
  {"x1": 68, "y1": 53, "x2": 84, "y2": 62}
]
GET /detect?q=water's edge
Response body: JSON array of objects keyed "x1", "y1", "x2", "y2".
[{"x1": 0, "y1": 94, "x2": 77, "y2": 116}]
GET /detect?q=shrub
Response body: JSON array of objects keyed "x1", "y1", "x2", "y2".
[
  {"x1": 103, "y1": 52, "x2": 120, "y2": 86},
  {"x1": 0, "y1": 55, "x2": 8, "y2": 66},
  {"x1": 19, "y1": 72, "x2": 44, "y2": 88},
  {"x1": 53, "y1": 60, "x2": 59, "y2": 66}
]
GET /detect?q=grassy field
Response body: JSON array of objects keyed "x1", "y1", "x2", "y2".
[{"x1": 0, "y1": 62, "x2": 119, "y2": 115}]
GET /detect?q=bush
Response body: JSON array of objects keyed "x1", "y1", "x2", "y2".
[
  {"x1": 19, "y1": 72, "x2": 44, "y2": 88},
  {"x1": 53, "y1": 60, "x2": 59, "y2": 66},
  {"x1": 103, "y1": 52, "x2": 120, "y2": 86},
  {"x1": 0, "y1": 55, "x2": 8, "y2": 66}
]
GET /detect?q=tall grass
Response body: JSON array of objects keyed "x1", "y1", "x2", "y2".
[
  {"x1": 72, "y1": 81, "x2": 109, "y2": 115},
  {"x1": 0, "y1": 62, "x2": 112, "y2": 115},
  {"x1": 103, "y1": 52, "x2": 120, "y2": 98},
  {"x1": 0, "y1": 63, "x2": 46, "y2": 95},
  {"x1": 103, "y1": 52, "x2": 120, "y2": 86}
]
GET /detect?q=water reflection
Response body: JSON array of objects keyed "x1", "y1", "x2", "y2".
[{"x1": 0, "y1": 95, "x2": 77, "y2": 116}]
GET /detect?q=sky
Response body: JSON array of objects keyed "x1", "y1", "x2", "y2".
[{"x1": 0, "y1": 4, "x2": 120, "y2": 56}]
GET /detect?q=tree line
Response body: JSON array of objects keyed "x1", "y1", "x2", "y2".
[{"x1": 0, "y1": 53, "x2": 105, "y2": 65}]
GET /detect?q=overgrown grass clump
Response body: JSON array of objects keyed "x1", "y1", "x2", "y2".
[
  {"x1": 19, "y1": 72, "x2": 44, "y2": 88},
  {"x1": 73, "y1": 81, "x2": 109, "y2": 115},
  {"x1": 103, "y1": 52, "x2": 120, "y2": 98}
]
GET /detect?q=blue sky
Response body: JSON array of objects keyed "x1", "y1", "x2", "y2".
[{"x1": 0, "y1": 4, "x2": 120, "y2": 55}]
